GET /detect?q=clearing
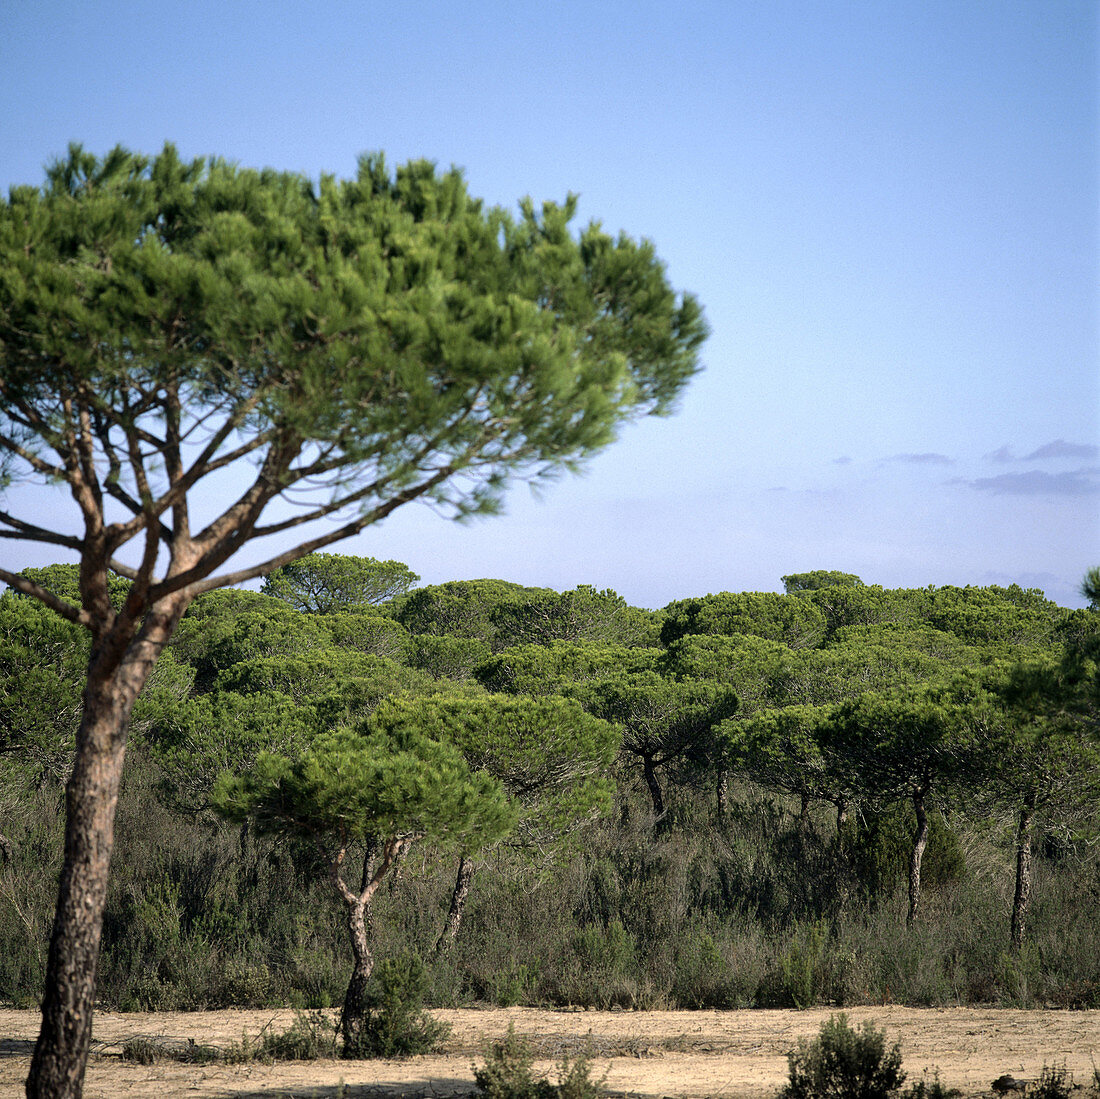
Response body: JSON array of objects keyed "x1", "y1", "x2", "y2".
[{"x1": 1, "y1": 1005, "x2": 1097, "y2": 1098}]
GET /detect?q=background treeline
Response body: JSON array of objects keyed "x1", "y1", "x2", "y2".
[{"x1": 2, "y1": 558, "x2": 1098, "y2": 1012}]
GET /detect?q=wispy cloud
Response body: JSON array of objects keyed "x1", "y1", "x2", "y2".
[
  {"x1": 1023, "y1": 439, "x2": 1099, "y2": 461},
  {"x1": 968, "y1": 468, "x2": 1100, "y2": 497},
  {"x1": 984, "y1": 439, "x2": 1098, "y2": 463},
  {"x1": 884, "y1": 452, "x2": 955, "y2": 466}
]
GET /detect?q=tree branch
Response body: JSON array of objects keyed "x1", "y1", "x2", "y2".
[
  {"x1": 0, "y1": 432, "x2": 67, "y2": 481},
  {"x1": 170, "y1": 465, "x2": 455, "y2": 600},
  {"x1": 360, "y1": 835, "x2": 419, "y2": 906},
  {"x1": 0, "y1": 566, "x2": 90, "y2": 627},
  {"x1": 0, "y1": 511, "x2": 83, "y2": 550}
]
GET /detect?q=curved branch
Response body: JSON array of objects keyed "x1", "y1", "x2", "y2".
[
  {"x1": 0, "y1": 566, "x2": 90, "y2": 628},
  {"x1": 0, "y1": 433, "x2": 67, "y2": 481},
  {"x1": 170, "y1": 465, "x2": 456, "y2": 600},
  {"x1": 0, "y1": 511, "x2": 83, "y2": 550}
]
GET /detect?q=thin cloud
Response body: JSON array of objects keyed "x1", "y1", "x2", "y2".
[
  {"x1": 968, "y1": 468, "x2": 1100, "y2": 497},
  {"x1": 1023, "y1": 439, "x2": 1099, "y2": 461},
  {"x1": 884, "y1": 452, "x2": 955, "y2": 466},
  {"x1": 986, "y1": 445, "x2": 1015, "y2": 463}
]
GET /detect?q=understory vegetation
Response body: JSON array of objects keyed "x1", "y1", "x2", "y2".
[{"x1": 2, "y1": 563, "x2": 1098, "y2": 1014}]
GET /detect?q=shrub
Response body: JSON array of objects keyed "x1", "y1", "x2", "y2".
[
  {"x1": 841, "y1": 808, "x2": 965, "y2": 903},
  {"x1": 1027, "y1": 1063, "x2": 1074, "y2": 1099},
  {"x1": 474, "y1": 1025, "x2": 604, "y2": 1099},
  {"x1": 343, "y1": 952, "x2": 450, "y2": 1059},
  {"x1": 475, "y1": 1025, "x2": 552, "y2": 1099},
  {"x1": 777, "y1": 921, "x2": 830, "y2": 1008},
  {"x1": 259, "y1": 1010, "x2": 338, "y2": 1060},
  {"x1": 781, "y1": 1014, "x2": 905, "y2": 1099},
  {"x1": 903, "y1": 1073, "x2": 961, "y2": 1099}
]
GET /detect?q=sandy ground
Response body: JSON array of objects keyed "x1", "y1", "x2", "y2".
[{"x1": 2, "y1": 1006, "x2": 1098, "y2": 1099}]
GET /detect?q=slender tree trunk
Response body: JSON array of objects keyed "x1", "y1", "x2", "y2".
[
  {"x1": 907, "y1": 789, "x2": 929, "y2": 924},
  {"x1": 715, "y1": 768, "x2": 729, "y2": 820},
  {"x1": 641, "y1": 755, "x2": 667, "y2": 832},
  {"x1": 798, "y1": 791, "x2": 811, "y2": 831},
  {"x1": 360, "y1": 837, "x2": 378, "y2": 940},
  {"x1": 835, "y1": 798, "x2": 849, "y2": 832},
  {"x1": 26, "y1": 663, "x2": 146, "y2": 1099},
  {"x1": 434, "y1": 856, "x2": 475, "y2": 954},
  {"x1": 340, "y1": 898, "x2": 374, "y2": 1053},
  {"x1": 334, "y1": 834, "x2": 414, "y2": 1052},
  {"x1": 1011, "y1": 799, "x2": 1035, "y2": 950}
]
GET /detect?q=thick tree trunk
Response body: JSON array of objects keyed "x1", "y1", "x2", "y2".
[
  {"x1": 907, "y1": 789, "x2": 929, "y2": 924},
  {"x1": 27, "y1": 590, "x2": 187, "y2": 1099},
  {"x1": 434, "y1": 856, "x2": 474, "y2": 954},
  {"x1": 340, "y1": 898, "x2": 374, "y2": 1053},
  {"x1": 1011, "y1": 800, "x2": 1034, "y2": 950},
  {"x1": 26, "y1": 665, "x2": 145, "y2": 1099}
]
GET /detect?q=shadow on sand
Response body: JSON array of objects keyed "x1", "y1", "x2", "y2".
[{"x1": 211, "y1": 1079, "x2": 477, "y2": 1099}]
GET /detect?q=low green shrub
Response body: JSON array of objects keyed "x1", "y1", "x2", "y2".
[
  {"x1": 781, "y1": 1014, "x2": 905, "y2": 1099},
  {"x1": 1027, "y1": 1063, "x2": 1075, "y2": 1099},
  {"x1": 903, "y1": 1072, "x2": 961, "y2": 1099},
  {"x1": 259, "y1": 1010, "x2": 338, "y2": 1060},
  {"x1": 474, "y1": 1024, "x2": 604, "y2": 1099},
  {"x1": 343, "y1": 952, "x2": 450, "y2": 1059},
  {"x1": 475, "y1": 1025, "x2": 551, "y2": 1099}
]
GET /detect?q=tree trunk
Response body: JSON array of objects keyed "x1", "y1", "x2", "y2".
[
  {"x1": 360, "y1": 837, "x2": 378, "y2": 940},
  {"x1": 27, "y1": 591, "x2": 187, "y2": 1099},
  {"x1": 340, "y1": 898, "x2": 374, "y2": 1053},
  {"x1": 1010, "y1": 800, "x2": 1034, "y2": 950},
  {"x1": 907, "y1": 789, "x2": 929, "y2": 924},
  {"x1": 435, "y1": 856, "x2": 474, "y2": 954},
  {"x1": 26, "y1": 663, "x2": 146, "y2": 1099},
  {"x1": 641, "y1": 755, "x2": 667, "y2": 833},
  {"x1": 715, "y1": 768, "x2": 729, "y2": 820},
  {"x1": 798, "y1": 792, "x2": 811, "y2": 831}
]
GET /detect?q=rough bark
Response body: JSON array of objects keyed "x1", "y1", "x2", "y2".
[
  {"x1": 340, "y1": 898, "x2": 374, "y2": 1052},
  {"x1": 26, "y1": 607, "x2": 181, "y2": 1099},
  {"x1": 715, "y1": 768, "x2": 729, "y2": 819},
  {"x1": 434, "y1": 856, "x2": 475, "y2": 954},
  {"x1": 333, "y1": 834, "x2": 415, "y2": 1049},
  {"x1": 360, "y1": 837, "x2": 378, "y2": 940},
  {"x1": 907, "y1": 788, "x2": 929, "y2": 924},
  {"x1": 1011, "y1": 800, "x2": 1035, "y2": 950},
  {"x1": 641, "y1": 755, "x2": 668, "y2": 834}
]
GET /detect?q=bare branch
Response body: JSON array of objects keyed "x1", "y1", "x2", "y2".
[
  {"x1": 171, "y1": 465, "x2": 456, "y2": 600},
  {"x1": 0, "y1": 510, "x2": 83, "y2": 550},
  {"x1": 0, "y1": 432, "x2": 67, "y2": 481},
  {"x1": 0, "y1": 566, "x2": 91, "y2": 628},
  {"x1": 360, "y1": 835, "x2": 419, "y2": 906}
]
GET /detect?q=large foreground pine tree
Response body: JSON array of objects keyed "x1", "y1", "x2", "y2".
[{"x1": 0, "y1": 143, "x2": 706, "y2": 1099}]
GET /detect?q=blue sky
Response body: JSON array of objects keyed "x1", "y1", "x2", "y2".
[{"x1": 2, "y1": 0, "x2": 1097, "y2": 608}]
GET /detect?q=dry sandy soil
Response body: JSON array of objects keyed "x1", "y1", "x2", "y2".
[{"x1": 1, "y1": 1006, "x2": 1097, "y2": 1099}]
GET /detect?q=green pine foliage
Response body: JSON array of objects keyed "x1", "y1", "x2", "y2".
[{"x1": 2, "y1": 564, "x2": 1099, "y2": 1013}]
